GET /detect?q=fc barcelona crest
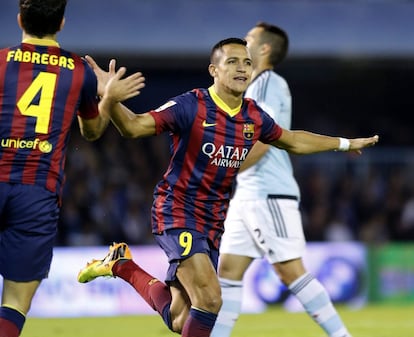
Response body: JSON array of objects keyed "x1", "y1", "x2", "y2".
[{"x1": 243, "y1": 123, "x2": 254, "y2": 140}]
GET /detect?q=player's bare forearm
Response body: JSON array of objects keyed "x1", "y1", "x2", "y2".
[
  {"x1": 239, "y1": 141, "x2": 270, "y2": 172},
  {"x1": 272, "y1": 129, "x2": 379, "y2": 154},
  {"x1": 78, "y1": 113, "x2": 110, "y2": 141},
  {"x1": 100, "y1": 98, "x2": 156, "y2": 138}
]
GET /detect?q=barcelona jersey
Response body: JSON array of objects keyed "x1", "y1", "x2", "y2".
[
  {"x1": 149, "y1": 86, "x2": 282, "y2": 248},
  {"x1": 0, "y1": 38, "x2": 99, "y2": 195}
]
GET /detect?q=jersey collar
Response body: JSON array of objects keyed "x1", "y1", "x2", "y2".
[
  {"x1": 22, "y1": 38, "x2": 60, "y2": 48},
  {"x1": 208, "y1": 86, "x2": 241, "y2": 117}
]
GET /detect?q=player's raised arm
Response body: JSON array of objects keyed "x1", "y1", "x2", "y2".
[
  {"x1": 86, "y1": 55, "x2": 146, "y2": 99},
  {"x1": 272, "y1": 128, "x2": 379, "y2": 154},
  {"x1": 99, "y1": 66, "x2": 156, "y2": 139}
]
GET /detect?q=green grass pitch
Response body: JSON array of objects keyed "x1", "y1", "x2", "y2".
[{"x1": 21, "y1": 304, "x2": 414, "y2": 337}]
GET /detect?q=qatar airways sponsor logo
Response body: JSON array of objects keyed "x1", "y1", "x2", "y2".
[
  {"x1": 201, "y1": 142, "x2": 249, "y2": 168},
  {"x1": 1, "y1": 137, "x2": 53, "y2": 153}
]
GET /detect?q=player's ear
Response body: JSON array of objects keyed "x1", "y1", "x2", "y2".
[
  {"x1": 59, "y1": 17, "x2": 65, "y2": 32},
  {"x1": 208, "y1": 64, "x2": 217, "y2": 77},
  {"x1": 17, "y1": 13, "x2": 23, "y2": 29},
  {"x1": 261, "y1": 43, "x2": 271, "y2": 56}
]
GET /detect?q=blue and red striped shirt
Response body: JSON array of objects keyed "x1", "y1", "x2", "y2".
[
  {"x1": 149, "y1": 87, "x2": 282, "y2": 248},
  {"x1": 0, "y1": 38, "x2": 99, "y2": 196}
]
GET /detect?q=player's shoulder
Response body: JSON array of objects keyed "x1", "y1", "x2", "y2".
[
  {"x1": 157, "y1": 89, "x2": 199, "y2": 113},
  {"x1": 243, "y1": 96, "x2": 263, "y2": 113},
  {"x1": 261, "y1": 70, "x2": 291, "y2": 99},
  {"x1": 0, "y1": 44, "x2": 22, "y2": 57},
  {"x1": 0, "y1": 45, "x2": 11, "y2": 53},
  {"x1": 249, "y1": 70, "x2": 288, "y2": 92},
  {"x1": 59, "y1": 46, "x2": 81, "y2": 58},
  {"x1": 58, "y1": 47, "x2": 89, "y2": 67},
  {"x1": 171, "y1": 89, "x2": 198, "y2": 103},
  {"x1": 267, "y1": 70, "x2": 289, "y2": 88},
  {"x1": 173, "y1": 88, "x2": 208, "y2": 105}
]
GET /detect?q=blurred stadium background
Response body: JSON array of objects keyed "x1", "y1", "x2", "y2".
[{"x1": 1, "y1": 0, "x2": 414, "y2": 323}]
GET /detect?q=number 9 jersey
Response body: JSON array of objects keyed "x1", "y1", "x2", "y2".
[{"x1": 0, "y1": 38, "x2": 99, "y2": 196}]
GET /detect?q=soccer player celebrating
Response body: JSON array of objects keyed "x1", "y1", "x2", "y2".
[
  {"x1": 0, "y1": 1, "x2": 141, "y2": 336},
  {"x1": 78, "y1": 38, "x2": 378, "y2": 337},
  {"x1": 211, "y1": 22, "x2": 353, "y2": 337}
]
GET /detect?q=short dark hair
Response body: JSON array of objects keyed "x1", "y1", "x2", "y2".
[
  {"x1": 210, "y1": 38, "x2": 247, "y2": 64},
  {"x1": 19, "y1": 0, "x2": 67, "y2": 38},
  {"x1": 255, "y1": 21, "x2": 289, "y2": 66}
]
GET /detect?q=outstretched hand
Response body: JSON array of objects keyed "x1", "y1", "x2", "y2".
[
  {"x1": 349, "y1": 135, "x2": 379, "y2": 154},
  {"x1": 85, "y1": 55, "x2": 110, "y2": 97},
  {"x1": 85, "y1": 55, "x2": 145, "y2": 101},
  {"x1": 104, "y1": 60, "x2": 146, "y2": 102}
]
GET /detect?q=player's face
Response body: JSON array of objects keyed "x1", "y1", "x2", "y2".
[
  {"x1": 245, "y1": 27, "x2": 263, "y2": 67},
  {"x1": 210, "y1": 44, "x2": 252, "y2": 96}
]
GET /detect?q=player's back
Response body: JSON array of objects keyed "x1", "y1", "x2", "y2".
[{"x1": 0, "y1": 39, "x2": 98, "y2": 194}]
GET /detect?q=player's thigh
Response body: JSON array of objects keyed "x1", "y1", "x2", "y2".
[
  {"x1": 0, "y1": 184, "x2": 59, "y2": 281},
  {"x1": 243, "y1": 197, "x2": 306, "y2": 264},
  {"x1": 154, "y1": 228, "x2": 221, "y2": 311},
  {"x1": 221, "y1": 199, "x2": 263, "y2": 259},
  {"x1": 218, "y1": 253, "x2": 253, "y2": 280},
  {"x1": 177, "y1": 253, "x2": 221, "y2": 312}
]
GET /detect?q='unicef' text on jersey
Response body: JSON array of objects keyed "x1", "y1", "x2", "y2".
[
  {"x1": 6, "y1": 49, "x2": 75, "y2": 70},
  {"x1": 1, "y1": 137, "x2": 53, "y2": 153},
  {"x1": 202, "y1": 143, "x2": 249, "y2": 168}
]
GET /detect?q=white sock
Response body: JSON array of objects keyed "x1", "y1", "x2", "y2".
[
  {"x1": 210, "y1": 277, "x2": 243, "y2": 337},
  {"x1": 289, "y1": 273, "x2": 352, "y2": 337}
]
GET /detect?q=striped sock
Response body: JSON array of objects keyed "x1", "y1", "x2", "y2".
[
  {"x1": 0, "y1": 306, "x2": 26, "y2": 337},
  {"x1": 182, "y1": 306, "x2": 217, "y2": 337},
  {"x1": 210, "y1": 278, "x2": 243, "y2": 337},
  {"x1": 113, "y1": 260, "x2": 172, "y2": 330},
  {"x1": 289, "y1": 273, "x2": 352, "y2": 337}
]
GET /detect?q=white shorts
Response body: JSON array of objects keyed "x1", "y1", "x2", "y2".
[{"x1": 220, "y1": 196, "x2": 306, "y2": 264}]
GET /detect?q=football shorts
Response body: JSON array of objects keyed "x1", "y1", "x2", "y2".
[
  {"x1": 0, "y1": 183, "x2": 59, "y2": 281},
  {"x1": 220, "y1": 195, "x2": 305, "y2": 264}
]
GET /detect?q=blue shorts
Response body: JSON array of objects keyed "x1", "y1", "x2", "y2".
[
  {"x1": 154, "y1": 228, "x2": 219, "y2": 283},
  {"x1": 0, "y1": 183, "x2": 59, "y2": 281}
]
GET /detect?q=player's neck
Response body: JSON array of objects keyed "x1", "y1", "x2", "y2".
[
  {"x1": 22, "y1": 31, "x2": 58, "y2": 42},
  {"x1": 211, "y1": 85, "x2": 243, "y2": 110},
  {"x1": 252, "y1": 65, "x2": 273, "y2": 81}
]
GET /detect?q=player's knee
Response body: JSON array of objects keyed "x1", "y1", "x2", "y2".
[
  {"x1": 210, "y1": 295, "x2": 223, "y2": 313},
  {"x1": 198, "y1": 287, "x2": 222, "y2": 313},
  {"x1": 171, "y1": 315, "x2": 185, "y2": 334}
]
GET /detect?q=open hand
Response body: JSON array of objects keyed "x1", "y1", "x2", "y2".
[
  {"x1": 85, "y1": 55, "x2": 111, "y2": 97},
  {"x1": 349, "y1": 135, "x2": 379, "y2": 154},
  {"x1": 104, "y1": 61, "x2": 146, "y2": 102}
]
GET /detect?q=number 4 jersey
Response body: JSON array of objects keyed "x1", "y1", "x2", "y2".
[{"x1": 0, "y1": 38, "x2": 99, "y2": 195}]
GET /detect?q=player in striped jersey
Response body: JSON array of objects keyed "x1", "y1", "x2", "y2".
[
  {"x1": 211, "y1": 23, "x2": 353, "y2": 337},
  {"x1": 78, "y1": 38, "x2": 378, "y2": 337},
  {"x1": 0, "y1": 1, "x2": 142, "y2": 336}
]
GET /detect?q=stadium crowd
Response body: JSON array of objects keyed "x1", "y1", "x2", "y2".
[{"x1": 58, "y1": 125, "x2": 414, "y2": 247}]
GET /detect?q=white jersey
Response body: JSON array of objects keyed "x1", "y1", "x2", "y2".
[
  {"x1": 233, "y1": 70, "x2": 300, "y2": 200},
  {"x1": 221, "y1": 70, "x2": 305, "y2": 262}
]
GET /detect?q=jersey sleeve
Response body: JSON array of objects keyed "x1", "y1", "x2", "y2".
[
  {"x1": 77, "y1": 61, "x2": 100, "y2": 119},
  {"x1": 259, "y1": 106, "x2": 283, "y2": 143},
  {"x1": 149, "y1": 91, "x2": 197, "y2": 135}
]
